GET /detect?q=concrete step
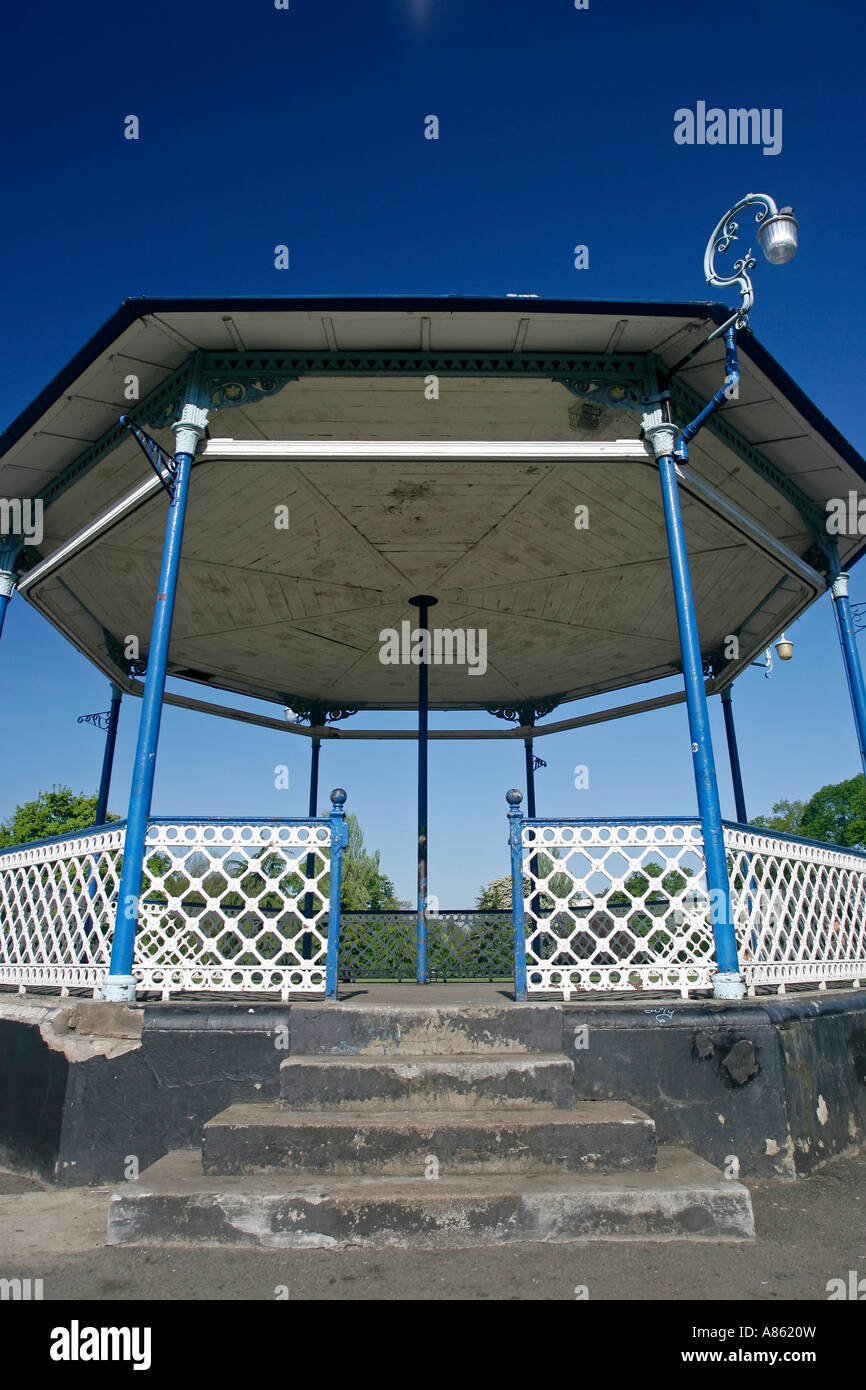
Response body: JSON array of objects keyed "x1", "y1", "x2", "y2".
[
  {"x1": 202, "y1": 1100, "x2": 656, "y2": 1176},
  {"x1": 107, "y1": 1146, "x2": 754, "y2": 1248},
  {"x1": 288, "y1": 1002, "x2": 562, "y2": 1056},
  {"x1": 280, "y1": 1052, "x2": 575, "y2": 1110}
]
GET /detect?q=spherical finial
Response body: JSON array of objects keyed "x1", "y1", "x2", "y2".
[
  {"x1": 506, "y1": 788, "x2": 523, "y2": 806},
  {"x1": 330, "y1": 788, "x2": 347, "y2": 807}
]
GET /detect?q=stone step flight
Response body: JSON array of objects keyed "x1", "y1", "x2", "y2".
[{"x1": 107, "y1": 1003, "x2": 755, "y2": 1249}]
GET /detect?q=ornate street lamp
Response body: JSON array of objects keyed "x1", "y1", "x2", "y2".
[
  {"x1": 751, "y1": 630, "x2": 795, "y2": 678},
  {"x1": 667, "y1": 193, "x2": 799, "y2": 379},
  {"x1": 704, "y1": 193, "x2": 799, "y2": 339}
]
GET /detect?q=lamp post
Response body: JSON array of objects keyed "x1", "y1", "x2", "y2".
[{"x1": 644, "y1": 192, "x2": 798, "y2": 1000}]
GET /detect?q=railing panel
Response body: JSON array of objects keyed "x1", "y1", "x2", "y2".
[
  {"x1": 517, "y1": 815, "x2": 866, "y2": 998},
  {"x1": 338, "y1": 910, "x2": 512, "y2": 981},
  {"x1": 725, "y1": 823, "x2": 866, "y2": 992},
  {"x1": 135, "y1": 819, "x2": 332, "y2": 998},
  {"x1": 0, "y1": 824, "x2": 126, "y2": 991},
  {"x1": 0, "y1": 817, "x2": 334, "y2": 999},
  {"x1": 520, "y1": 819, "x2": 715, "y2": 997}
]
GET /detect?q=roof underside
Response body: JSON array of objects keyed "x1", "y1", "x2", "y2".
[{"x1": 3, "y1": 299, "x2": 862, "y2": 714}]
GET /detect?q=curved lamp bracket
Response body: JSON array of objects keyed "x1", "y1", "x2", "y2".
[{"x1": 704, "y1": 192, "x2": 782, "y2": 338}]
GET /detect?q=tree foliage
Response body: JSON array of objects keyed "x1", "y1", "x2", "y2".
[
  {"x1": 754, "y1": 776, "x2": 866, "y2": 850},
  {"x1": 340, "y1": 813, "x2": 404, "y2": 910},
  {"x1": 751, "y1": 799, "x2": 806, "y2": 836},
  {"x1": 0, "y1": 785, "x2": 118, "y2": 849},
  {"x1": 476, "y1": 874, "x2": 516, "y2": 909}
]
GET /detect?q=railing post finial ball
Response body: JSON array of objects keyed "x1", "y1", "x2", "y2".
[
  {"x1": 330, "y1": 788, "x2": 347, "y2": 807},
  {"x1": 506, "y1": 788, "x2": 523, "y2": 807}
]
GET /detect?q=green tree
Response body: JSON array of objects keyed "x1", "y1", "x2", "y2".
[
  {"x1": 0, "y1": 785, "x2": 118, "y2": 849},
  {"x1": 799, "y1": 775, "x2": 866, "y2": 849},
  {"x1": 751, "y1": 798, "x2": 806, "y2": 836},
  {"x1": 753, "y1": 777, "x2": 866, "y2": 849},
  {"x1": 476, "y1": 874, "x2": 516, "y2": 909},
  {"x1": 340, "y1": 813, "x2": 403, "y2": 910}
]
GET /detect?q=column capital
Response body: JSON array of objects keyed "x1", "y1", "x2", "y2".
[
  {"x1": 641, "y1": 410, "x2": 679, "y2": 460},
  {"x1": 171, "y1": 403, "x2": 209, "y2": 457},
  {"x1": 831, "y1": 572, "x2": 850, "y2": 600}
]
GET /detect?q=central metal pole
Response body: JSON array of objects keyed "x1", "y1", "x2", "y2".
[
  {"x1": 95, "y1": 684, "x2": 123, "y2": 826},
  {"x1": 720, "y1": 685, "x2": 748, "y2": 824},
  {"x1": 409, "y1": 594, "x2": 437, "y2": 984},
  {"x1": 302, "y1": 734, "x2": 322, "y2": 960},
  {"x1": 524, "y1": 735, "x2": 537, "y2": 818},
  {"x1": 308, "y1": 736, "x2": 321, "y2": 818}
]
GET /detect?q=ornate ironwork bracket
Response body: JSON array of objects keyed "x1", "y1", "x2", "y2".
[
  {"x1": 121, "y1": 416, "x2": 180, "y2": 499},
  {"x1": 287, "y1": 701, "x2": 359, "y2": 726},
  {"x1": 487, "y1": 699, "x2": 560, "y2": 726},
  {"x1": 77, "y1": 709, "x2": 111, "y2": 731},
  {"x1": 553, "y1": 376, "x2": 647, "y2": 413},
  {"x1": 203, "y1": 372, "x2": 300, "y2": 413}
]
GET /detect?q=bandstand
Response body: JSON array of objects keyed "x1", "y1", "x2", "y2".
[
  {"x1": 5, "y1": 198, "x2": 866, "y2": 1227},
  {"x1": 2, "y1": 197, "x2": 866, "y2": 1016}
]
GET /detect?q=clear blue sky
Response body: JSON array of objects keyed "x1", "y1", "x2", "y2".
[{"x1": 1, "y1": 0, "x2": 864, "y2": 905}]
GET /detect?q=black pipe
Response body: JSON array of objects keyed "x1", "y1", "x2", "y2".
[{"x1": 409, "y1": 595, "x2": 437, "y2": 983}]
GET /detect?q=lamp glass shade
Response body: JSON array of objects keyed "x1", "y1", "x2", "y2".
[
  {"x1": 774, "y1": 638, "x2": 794, "y2": 661},
  {"x1": 758, "y1": 211, "x2": 799, "y2": 265}
]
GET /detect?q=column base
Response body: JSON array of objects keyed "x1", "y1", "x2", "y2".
[
  {"x1": 100, "y1": 974, "x2": 138, "y2": 1003},
  {"x1": 712, "y1": 971, "x2": 746, "y2": 1000}
]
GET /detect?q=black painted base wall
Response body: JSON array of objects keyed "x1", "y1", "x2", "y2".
[
  {"x1": 1, "y1": 991, "x2": 864, "y2": 1185},
  {"x1": 562, "y1": 993, "x2": 866, "y2": 1178},
  {"x1": 0, "y1": 1002, "x2": 290, "y2": 1186}
]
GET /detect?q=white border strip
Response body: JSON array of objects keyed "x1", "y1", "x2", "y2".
[{"x1": 201, "y1": 438, "x2": 651, "y2": 461}]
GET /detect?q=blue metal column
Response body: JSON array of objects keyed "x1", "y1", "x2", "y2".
[
  {"x1": 830, "y1": 573, "x2": 866, "y2": 781},
  {"x1": 643, "y1": 400, "x2": 743, "y2": 996},
  {"x1": 507, "y1": 789, "x2": 528, "y2": 1000},
  {"x1": 95, "y1": 684, "x2": 123, "y2": 826},
  {"x1": 720, "y1": 685, "x2": 748, "y2": 824},
  {"x1": 409, "y1": 594, "x2": 437, "y2": 984},
  {"x1": 644, "y1": 328, "x2": 744, "y2": 998},
  {"x1": 325, "y1": 788, "x2": 348, "y2": 998},
  {"x1": 0, "y1": 539, "x2": 21, "y2": 644},
  {"x1": 655, "y1": 452, "x2": 742, "y2": 995},
  {"x1": 102, "y1": 403, "x2": 208, "y2": 1001}
]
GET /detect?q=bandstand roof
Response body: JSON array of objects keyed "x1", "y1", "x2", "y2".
[{"x1": 2, "y1": 296, "x2": 863, "y2": 717}]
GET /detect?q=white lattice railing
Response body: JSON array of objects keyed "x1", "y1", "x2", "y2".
[
  {"x1": 0, "y1": 816, "x2": 334, "y2": 999},
  {"x1": 0, "y1": 823, "x2": 126, "y2": 993},
  {"x1": 520, "y1": 819, "x2": 715, "y2": 998},
  {"x1": 726, "y1": 823, "x2": 866, "y2": 993},
  {"x1": 519, "y1": 818, "x2": 866, "y2": 998}
]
